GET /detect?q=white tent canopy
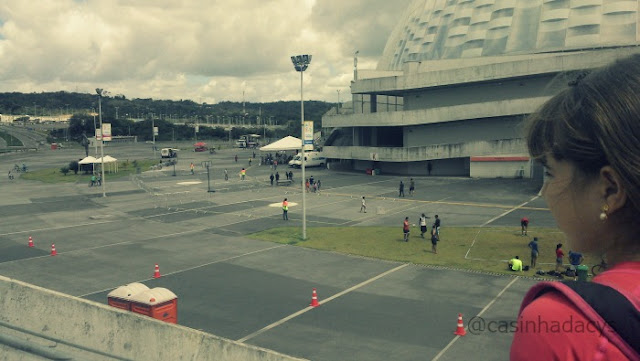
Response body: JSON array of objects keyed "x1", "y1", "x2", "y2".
[
  {"x1": 78, "y1": 156, "x2": 98, "y2": 165},
  {"x1": 98, "y1": 155, "x2": 118, "y2": 163},
  {"x1": 94, "y1": 155, "x2": 119, "y2": 172},
  {"x1": 259, "y1": 136, "x2": 302, "y2": 151}
]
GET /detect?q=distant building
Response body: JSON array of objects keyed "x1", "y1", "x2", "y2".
[{"x1": 322, "y1": 0, "x2": 640, "y2": 178}]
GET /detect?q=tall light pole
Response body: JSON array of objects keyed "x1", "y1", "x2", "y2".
[
  {"x1": 92, "y1": 108, "x2": 98, "y2": 156},
  {"x1": 337, "y1": 89, "x2": 341, "y2": 115},
  {"x1": 96, "y1": 88, "x2": 107, "y2": 198},
  {"x1": 291, "y1": 54, "x2": 312, "y2": 240},
  {"x1": 152, "y1": 117, "x2": 156, "y2": 158}
]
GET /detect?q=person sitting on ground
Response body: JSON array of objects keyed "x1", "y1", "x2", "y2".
[{"x1": 509, "y1": 256, "x2": 523, "y2": 272}]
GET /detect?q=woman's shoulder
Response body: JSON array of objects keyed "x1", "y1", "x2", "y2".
[{"x1": 511, "y1": 290, "x2": 600, "y2": 360}]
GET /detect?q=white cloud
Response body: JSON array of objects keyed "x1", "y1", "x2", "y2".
[{"x1": 0, "y1": 0, "x2": 412, "y2": 103}]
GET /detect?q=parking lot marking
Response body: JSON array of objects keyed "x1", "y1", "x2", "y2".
[
  {"x1": 76, "y1": 244, "x2": 286, "y2": 298},
  {"x1": 236, "y1": 263, "x2": 409, "y2": 343},
  {"x1": 0, "y1": 220, "x2": 117, "y2": 237},
  {"x1": 431, "y1": 277, "x2": 519, "y2": 361}
]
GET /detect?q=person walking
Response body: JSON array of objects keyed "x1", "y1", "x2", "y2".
[
  {"x1": 240, "y1": 168, "x2": 246, "y2": 181},
  {"x1": 190, "y1": 162, "x2": 195, "y2": 175},
  {"x1": 512, "y1": 54, "x2": 640, "y2": 360},
  {"x1": 432, "y1": 215, "x2": 441, "y2": 236},
  {"x1": 419, "y1": 213, "x2": 429, "y2": 238},
  {"x1": 360, "y1": 196, "x2": 367, "y2": 213},
  {"x1": 520, "y1": 216, "x2": 529, "y2": 236},
  {"x1": 275, "y1": 172, "x2": 280, "y2": 184},
  {"x1": 288, "y1": 171, "x2": 293, "y2": 182},
  {"x1": 528, "y1": 237, "x2": 539, "y2": 268},
  {"x1": 282, "y1": 198, "x2": 289, "y2": 220},
  {"x1": 409, "y1": 178, "x2": 415, "y2": 196},
  {"x1": 270, "y1": 173, "x2": 274, "y2": 186},
  {"x1": 403, "y1": 217, "x2": 410, "y2": 242},
  {"x1": 554, "y1": 243, "x2": 564, "y2": 273},
  {"x1": 398, "y1": 181, "x2": 405, "y2": 197},
  {"x1": 234, "y1": 155, "x2": 238, "y2": 163},
  {"x1": 224, "y1": 169, "x2": 228, "y2": 181},
  {"x1": 431, "y1": 232, "x2": 439, "y2": 254}
]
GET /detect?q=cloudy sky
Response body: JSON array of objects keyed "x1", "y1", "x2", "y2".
[{"x1": 0, "y1": 0, "x2": 412, "y2": 104}]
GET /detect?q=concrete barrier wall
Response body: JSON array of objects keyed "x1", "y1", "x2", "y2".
[{"x1": 0, "y1": 276, "x2": 307, "y2": 361}]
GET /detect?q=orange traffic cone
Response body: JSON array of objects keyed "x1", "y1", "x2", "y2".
[
  {"x1": 28, "y1": 236, "x2": 34, "y2": 248},
  {"x1": 454, "y1": 313, "x2": 466, "y2": 336},
  {"x1": 153, "y1": 264, "x2": 161, "y2": 279},
  {"x1": 50, "y1": 243, "x2": 57, "y2": 256},
  {"x1": 310, "y1": 288, "x2": 319, "y2": 307}
]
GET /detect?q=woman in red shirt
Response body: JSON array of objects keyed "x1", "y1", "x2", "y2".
[
  {"x1": 554, "y1": 243, "x2": 564, "y2": 273},
  {"x1": 510, "y1": 55, "x2": 640, "y2": 360}
]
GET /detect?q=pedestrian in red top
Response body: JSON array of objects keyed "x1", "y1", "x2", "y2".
[
  {"x1": 520, "y1": 216, "x2": 529, "y2": 236},
  {"x1": 554, "y1": 243, "x2": 564, "y2": 273},
  {"x1": 510, "y1": 55, "x2": 640, "y2": 360},
  {"x1": 403, "y1": 217, "x2": 410, "y2": 242}
]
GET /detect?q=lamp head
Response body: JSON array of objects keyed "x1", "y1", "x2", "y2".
[{"x1": 291, "y1": 54, "x2": 312, "y2": 72}]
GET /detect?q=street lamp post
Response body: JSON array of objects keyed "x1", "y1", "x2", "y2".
[
  {"x1": 291, "y1": 54, "x2": 312, "y2": 240},
  {"x1": 96, "y1": 88, "x2": 107, "y2": 198},
  {"x1": 152, "y1": 118, "x2": 156, "y2": 158},
  {"x1": 337, "y1": 89, "x2": 341, "y2": 115},
  {"x1": 203, "y1": 161, "x2": 215, "y2": 193}
]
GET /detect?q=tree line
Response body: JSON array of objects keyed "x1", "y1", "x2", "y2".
[{"x1": 0, "y1": 91, "x2": 334, "y2": 142}]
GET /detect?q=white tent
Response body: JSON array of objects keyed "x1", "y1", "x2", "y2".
[
  {"x1": 95, "y1": 155, "x2": 119, "y2": 172},
  {"x1": 259, "y1": 136, "x2": 302, "y2": 151},
  {"x1": 78, "y1": 156, "x2": 98, "y2": 164}
]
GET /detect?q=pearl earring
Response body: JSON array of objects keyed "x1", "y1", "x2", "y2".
[{"x1": 599, "y1": 205, "x2": 609, "y2": 221}]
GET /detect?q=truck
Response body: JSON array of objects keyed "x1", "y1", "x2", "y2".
[
  {"x1": 161, "y1": 148, "x2": 179, "y2": 158},
  {"x1": 288, "y1": 151, "x2": 326, "y2": 168},
  {"x1": 235, "y1": 134, "x2": 260, "y2": 149}
]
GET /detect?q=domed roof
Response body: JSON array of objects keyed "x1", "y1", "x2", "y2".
[{"x1": 378, "y1": 0, "x2": 640, "y2": 71}]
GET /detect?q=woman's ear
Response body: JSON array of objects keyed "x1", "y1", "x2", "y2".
[{"x1": 600, "y1": 166, "x2": 627, "y2": 213}]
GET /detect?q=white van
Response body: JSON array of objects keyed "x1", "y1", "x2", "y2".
[
  {"x1": 161, "y1": 148, "x2": 179, "y2": 158},
  {"x1": 288, "y1": 152, "x2": 326, "y2": 168}
]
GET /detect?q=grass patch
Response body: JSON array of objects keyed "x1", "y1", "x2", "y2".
[
  {"x1": 0, "y1": 131, "x2": 24, "y2": 146},
  {"x1": 20, "y1": 159, "x2": 159, "y2": 183},
  {"x1": 249, "y1": 226, "x2": 598, "y2": 278}
]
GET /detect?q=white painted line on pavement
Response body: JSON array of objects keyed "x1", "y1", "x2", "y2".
[
  {"x1": 431, "y1": 277, "x2": 519, "y2": 361},
  {"x1": 236, "y1": 263, "x2": 409, "y2": 343},
  {"x1": 0, "y1": 220, "x2": 118, "y2": 237},
  {"x1": 76, "y1": 244, "x2": 286, "y2": 298}
]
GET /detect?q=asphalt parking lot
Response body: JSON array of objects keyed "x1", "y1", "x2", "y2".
[{"x1": 0, "y1": 142, "x2": 553, "y2": 361}]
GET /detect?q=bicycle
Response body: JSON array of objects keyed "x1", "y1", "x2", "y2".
[{"x1": 591, "y1": 258, "x2": 608, "y2": 276}]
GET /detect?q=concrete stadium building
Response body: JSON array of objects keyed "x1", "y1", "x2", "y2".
[{"x1": 322, "y1": 0, "x2": 640, "y2": 178}]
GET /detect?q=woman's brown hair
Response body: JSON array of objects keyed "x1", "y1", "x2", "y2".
[{"x1": 526, "y1": 54, "x2": 640, "y2": 213}]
